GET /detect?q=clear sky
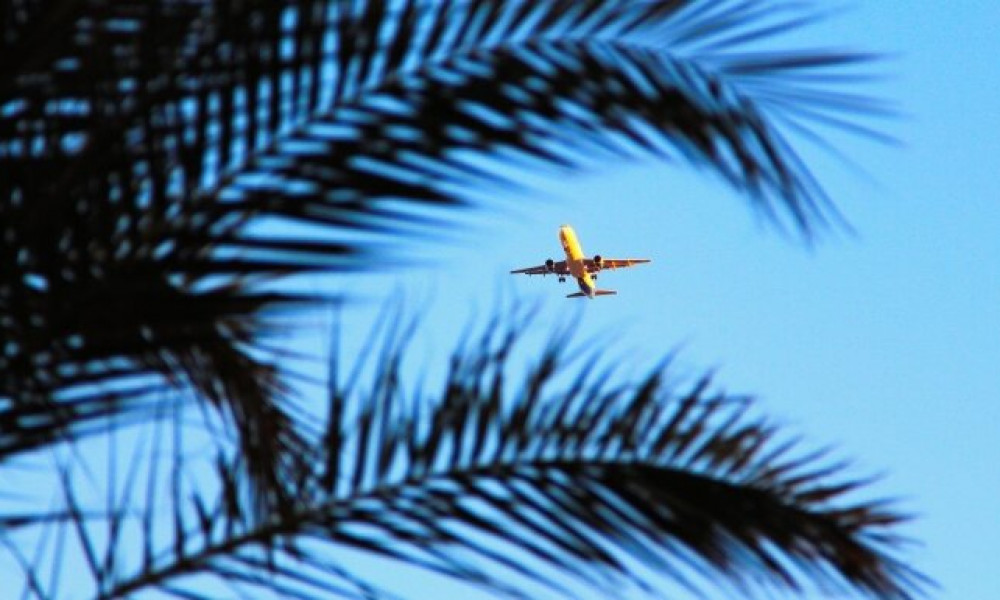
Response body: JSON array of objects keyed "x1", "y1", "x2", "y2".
[
  {"x1": 6, "y1": 3, "x2": 995, "y2": 600},
  {"x1": 332, "y1": 3, "x2": 1000, "y2": 599}
]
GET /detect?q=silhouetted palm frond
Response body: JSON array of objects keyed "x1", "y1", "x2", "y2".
[
  {"x1": 2, "y1": 0, "x2": 891, "y2": 548},
  {"x1": 1, "y1": 1, "x2": 883, "y2": 429},
  {"x1": 16, "y1": 309, "x2": 925, "y2": 600}
]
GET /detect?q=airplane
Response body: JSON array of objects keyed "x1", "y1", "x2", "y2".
[{"x1": 510, "y1": 225, "x2": 651, "y2": 298}]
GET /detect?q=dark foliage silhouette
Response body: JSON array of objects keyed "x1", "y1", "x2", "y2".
[{"x1": 1, "y1": 1, "x2": 921, "y2": 599}]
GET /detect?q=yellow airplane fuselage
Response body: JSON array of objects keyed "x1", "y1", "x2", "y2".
[{"x1": 559, "y1": 225, "x2": 596, "y2": 297}]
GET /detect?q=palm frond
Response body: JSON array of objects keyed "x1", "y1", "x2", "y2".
[
  {"x1": 32, "y1": 308, "x2": 925, "y2": 600},
  {"x1": 188, "y1": 0, "x2": 886, "y2": 236},
  {"x1": 2, "y1": 0, "x2": 891, "y2": 539}
]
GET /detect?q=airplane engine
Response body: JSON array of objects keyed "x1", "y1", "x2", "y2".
[
  {"x1": 593, "y1": 255, "x2": 603, "y2": 270},
  {"x1": 545, "y1": 258, "x2": 555, "y2": 272}
]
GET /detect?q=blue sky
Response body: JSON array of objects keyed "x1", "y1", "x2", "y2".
[
  {"x1": 5, "y1": 3, "x2": 996, "y2": 599},
  {"x1": 333, "y1": 3, "x2": 1000, "y2": 599}
]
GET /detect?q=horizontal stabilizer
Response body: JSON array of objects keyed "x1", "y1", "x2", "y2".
[{"x1": 566, "y1": 290, "x2": 618, "y2": 299}]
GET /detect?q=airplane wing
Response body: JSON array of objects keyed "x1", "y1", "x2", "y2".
[
  {"x1": 510, "y1": 261, "x2": 569, "y2": 276},
  {"x1": 584, "y1": 258, "x2": 651, "y2": 273}
]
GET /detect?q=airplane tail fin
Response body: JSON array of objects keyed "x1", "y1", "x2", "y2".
[{"x1": 566, "y1": 290, "x2": 617, "y2": 299}]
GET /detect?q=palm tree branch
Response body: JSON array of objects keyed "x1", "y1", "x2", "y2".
[
  {"x1": 1, "y1": 0, "x2": 882, "y2": 412},
  {"x1": 90, "y1": 311, "x2": 925, "y2": 600},
  {"x1": 103, "y1": 452, "x2": 921, "y2": 600},
  {"x1": 206, "y1": 39, "x2": 851, "y2": 252}
]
